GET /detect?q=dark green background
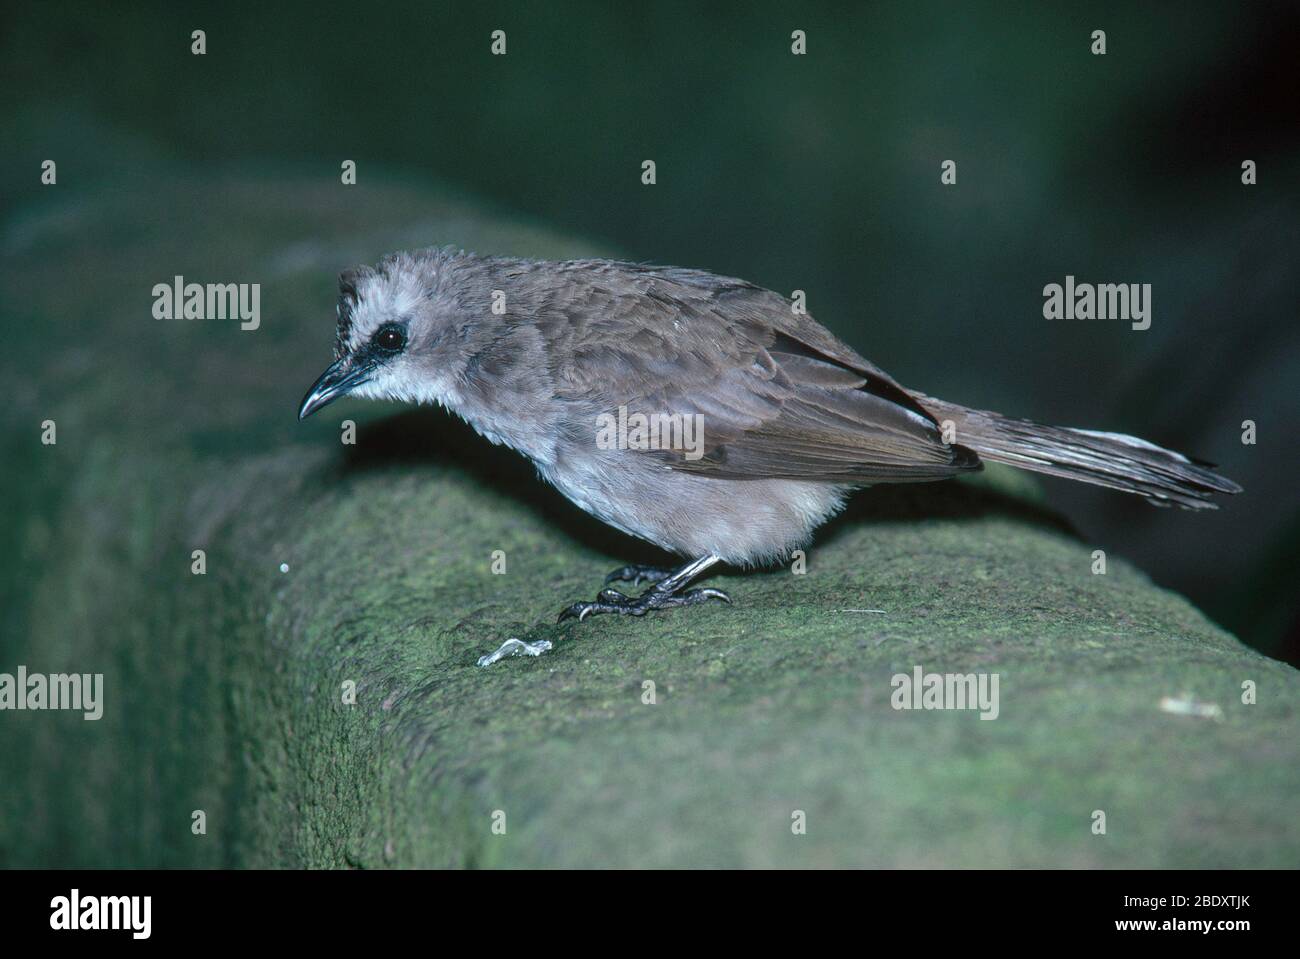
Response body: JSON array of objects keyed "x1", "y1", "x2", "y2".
[{"x1": 3, "y1": 0, "x2": 1297, "y2": 660}]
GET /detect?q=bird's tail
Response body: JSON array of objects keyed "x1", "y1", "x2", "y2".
[{"x1": 913, "y1": 394, "x2": 1242, "y2": 510}]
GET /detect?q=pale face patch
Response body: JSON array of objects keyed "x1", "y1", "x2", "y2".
[{"x1": 338, "y1": 268, "x2": 428, "y2": 358}]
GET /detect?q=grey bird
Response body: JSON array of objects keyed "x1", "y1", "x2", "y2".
[{"x1": 299, "y1": 247, "x2": 1241, "y2": 623}]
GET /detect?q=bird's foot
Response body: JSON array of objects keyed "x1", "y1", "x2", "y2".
[
  {"x1": 603, "y1": 564, "x2": 674, "y2": 587},
  {"x1": 557, "y1": 585, "x2": 731, "y2": 623}
]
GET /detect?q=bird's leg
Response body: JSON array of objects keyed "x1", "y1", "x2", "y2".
[
  {"x1": 603, "y1": 564, "x2": 674, "y2": 587},
  {"x1": 559, "y1": 555, "x2": 730, "y2": 623}
]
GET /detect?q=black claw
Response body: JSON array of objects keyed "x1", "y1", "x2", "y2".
[
  {"x1": 556, "y1": 603, "x2": 588, "y2": 623},
  {"x1": 556, "y1": 585, "x2": 732, "y2": 624},
  {"x1": 685, "y1": 587, "x2": 732, "y2": 605},
  {"x1": 603, "y1": 564, "x2": 673, "y2": 587}
]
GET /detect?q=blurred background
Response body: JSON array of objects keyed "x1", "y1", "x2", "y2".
[{"x1": 3, "y1": 0, "x2": 1297, "y2": 662}]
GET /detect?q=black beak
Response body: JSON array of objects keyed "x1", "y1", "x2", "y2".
[{"x1": 298, "y1": 358, "x2": 373, "y2": 420}]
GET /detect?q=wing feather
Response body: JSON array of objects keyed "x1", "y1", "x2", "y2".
[{"x1": 544, "y1": 261, "x2": 979, "y2": 482}]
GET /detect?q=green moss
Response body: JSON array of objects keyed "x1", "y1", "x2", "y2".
[{"x1": 1, "y1": 168, "x2": 1296, "y2": 868}]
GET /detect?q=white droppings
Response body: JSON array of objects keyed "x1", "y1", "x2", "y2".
[
  {"x1": 1158, "y1": 694, "x2": 1223, "y2": 720},
  {"x1": 477, "y1": 637, "x2": 553, "y2": 667}
]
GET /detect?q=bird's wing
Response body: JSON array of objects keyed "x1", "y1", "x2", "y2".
[{"x1": 544, "y1": 262, "x2": 978, "y2": 482}]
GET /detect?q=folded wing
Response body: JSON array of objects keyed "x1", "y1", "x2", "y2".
[{"x1": 545, "y1": 263, "x2": 979, "y2": 483}]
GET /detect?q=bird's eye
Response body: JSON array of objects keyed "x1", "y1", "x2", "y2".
[{"x1": 374, "y1": 325, "x2": 406, "y2": 352}]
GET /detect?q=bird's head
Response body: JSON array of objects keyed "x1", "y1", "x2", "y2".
[{"x1": 298, "y1": 248, "x2": 485, "y2": 420}]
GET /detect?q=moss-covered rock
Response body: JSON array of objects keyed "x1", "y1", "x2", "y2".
[{"x1": 2, "y1": 167, "x2": 1297, "y2": 868}]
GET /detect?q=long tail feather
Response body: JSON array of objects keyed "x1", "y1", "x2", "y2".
[{"x1": 913, "y1": 394, "x2": 1242, "y2": 510}]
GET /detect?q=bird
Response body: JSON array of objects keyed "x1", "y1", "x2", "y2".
[{"x1": 298, "y1": 247, "x2": 1241, "y2": 624}]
